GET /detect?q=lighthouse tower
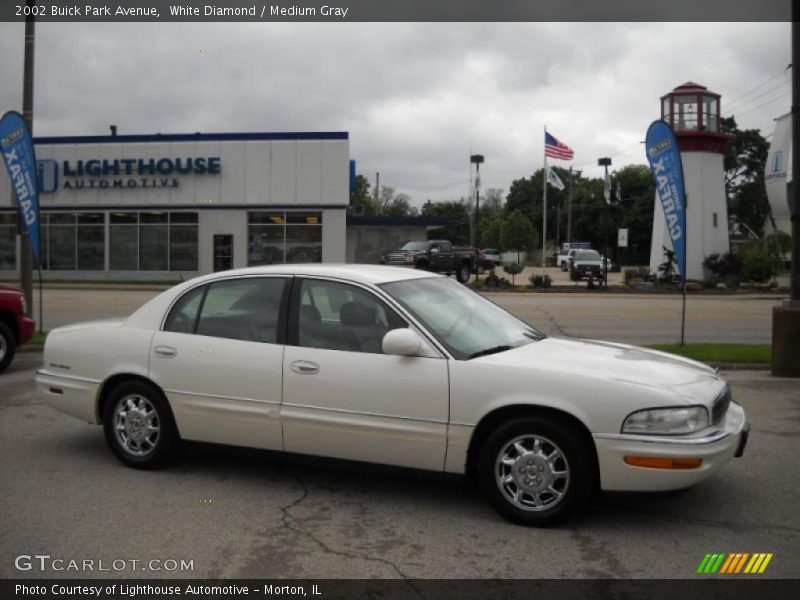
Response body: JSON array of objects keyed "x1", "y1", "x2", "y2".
[{"x1": 649, "y1": 82, "x2": 733, "y2": 280}]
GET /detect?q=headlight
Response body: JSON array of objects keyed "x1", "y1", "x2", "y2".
[
  {"x1": 405, "y1": 256, "x2": 415, "y2": 264},
  {"x1": 622, "y1": 406, "x2": 709, "y2": 435}
]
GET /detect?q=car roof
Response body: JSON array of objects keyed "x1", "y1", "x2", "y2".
[{"x1": 186, "y1": 264, "x2": 443, "y2": 286}]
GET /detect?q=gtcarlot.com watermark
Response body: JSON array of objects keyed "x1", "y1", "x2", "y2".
[{"x1": 14, "y1": 554, "x2": 194, "y2": 573}]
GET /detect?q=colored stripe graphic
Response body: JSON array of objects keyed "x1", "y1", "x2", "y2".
[{"x1": 698, "y1": 553, "x2": 773, "y2": 574}]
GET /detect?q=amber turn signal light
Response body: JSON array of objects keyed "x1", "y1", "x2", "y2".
[{"x1": 624, "y1": 456, "x2": 702, "y2": 469}]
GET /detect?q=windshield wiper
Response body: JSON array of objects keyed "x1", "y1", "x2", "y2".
[{"x1": 467, "y1": 345, "x2": 513, "y2": 360}]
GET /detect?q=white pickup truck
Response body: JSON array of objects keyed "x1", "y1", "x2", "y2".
[{"x1": 557, "y1": 242, "x2": 593, "y2": 271}]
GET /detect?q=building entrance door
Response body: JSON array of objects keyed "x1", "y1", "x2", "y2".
[{"x1": 213, "y1": 234, "x2": 233, "y2": 272}]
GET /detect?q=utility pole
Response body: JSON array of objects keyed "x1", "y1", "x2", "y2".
[
  {"x1": 772, "y1": 10, "x2": 800, "y2": 376},
  {"x1": 470, "y1": 154, "x2": 484, "y2": 278},
  {"x1": 598, "y1": 157, "x2": 612, "y2": 288},
  {"x1": 374, "y1": 172, "x2": 380, "y2": 215},
  {"x1": 19, "y1": 0, "x2": 35, "y2": 318}
]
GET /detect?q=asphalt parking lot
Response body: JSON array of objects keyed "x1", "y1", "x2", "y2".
[{"x1": 1, "y1": 352, "x2": 799, "y2": 579}]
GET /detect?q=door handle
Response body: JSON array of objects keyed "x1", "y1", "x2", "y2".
[
  {"x1": 153, "y1": 345, "x2": 177, "y2": 358},
  {"x1": 290, "y1": 360, "x2": 320, "y2": 375}
]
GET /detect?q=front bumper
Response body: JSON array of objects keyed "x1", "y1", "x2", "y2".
[
  {"x1": 593, "y1": 401, "x2": 748, "y2": 491},
  {"x1": 18, "y1": 316, "x2": 36, "y2": 345}
]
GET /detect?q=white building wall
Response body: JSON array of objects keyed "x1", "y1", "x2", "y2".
[
  {"x1": 0, "y1": 134, "x2": 349, "y2": 279},
  {"x1": 650, "y1": 151, "x2": 730, "y2": 280}
]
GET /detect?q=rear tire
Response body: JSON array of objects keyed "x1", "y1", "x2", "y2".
[
  {"x1": 477, "y1": 416, "x2": 595, "y2": 526},
  {"x1": 0, "y1": 322, "x2": 16, "y2": 374},
  {"x1": 456, "y1": 263, "x2": 471, "y2": 283},
  {"x1": 102, "y1": 380, "x2": 179, "y2": 469}
]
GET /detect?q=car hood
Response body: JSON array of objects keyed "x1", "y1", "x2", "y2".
[
  {"x1": 480, "y1": 336, "x2": 722, "y2": 402},
  {"x1": 0, "y1": 284, "x2": 23, "y2": 294}
]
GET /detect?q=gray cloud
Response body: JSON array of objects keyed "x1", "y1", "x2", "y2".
[{"x1": 0, "y1": 22, "x2": 790, "y2": 204}]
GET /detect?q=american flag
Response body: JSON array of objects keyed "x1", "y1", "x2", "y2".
[{"x1": 545, "y1": 132, "x2": 574, "y2": 160}]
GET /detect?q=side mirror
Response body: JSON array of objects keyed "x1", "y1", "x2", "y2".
[
  {"x1": 382, "y1": 328, "x2": 423, "y2": 357},
  {"x1": 430, "y1": 247, "x2": 440, "y2": 254}
]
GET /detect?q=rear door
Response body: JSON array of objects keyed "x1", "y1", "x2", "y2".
[{"x1": 148, "y1": 276, "x2": 290, "y2": 450}]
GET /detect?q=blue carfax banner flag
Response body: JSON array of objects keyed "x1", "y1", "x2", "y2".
[
  {"x1": 645, "y1": 120, "x2": 687, "y2": 278},
  {"x1": 0, "y1": 111, "x2": 41, "y2": 266}
]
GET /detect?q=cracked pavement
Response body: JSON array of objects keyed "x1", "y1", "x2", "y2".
[{"x1": 1, "y1": 355, "x2": 799, "y2": 579}]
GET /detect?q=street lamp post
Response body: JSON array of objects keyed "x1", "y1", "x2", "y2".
[
  {"x1": 598, "y1": 157, "x2": 612, "y2": 287},
  {"x1": 470, "y1": 154, "x2": 484, "y2": 279}
]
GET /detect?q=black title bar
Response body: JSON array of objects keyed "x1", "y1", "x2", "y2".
[{"x1": 0, "y1": 0, "x2": 792, "y2": 22}]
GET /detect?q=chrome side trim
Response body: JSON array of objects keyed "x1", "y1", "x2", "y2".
[
  {"x1": 164, "y1": 388, "x2": 281, "y2": 406},
  {"x1": 36, "y1": 369, "x2": 102, "y2": 385},
  {"x1": 593, "y1": 430, "x2": 730, "y2": 445},
  {"x1": 282, "y1": 401, "x2": 448, "y2": 425}
]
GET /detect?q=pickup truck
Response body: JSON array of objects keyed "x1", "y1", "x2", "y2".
[
  {"x1": 569, "y1": 249, "x2": 606, "y2": 283},
  {"x1": 557, "y1": 241, "x2": 593, "y2": 271},
  {"x1": 0, "y1": 284, "x2": 36, "y2": 373},
  {"x1": 381, "y1": 240, "x2": 477, "y2": 283}
]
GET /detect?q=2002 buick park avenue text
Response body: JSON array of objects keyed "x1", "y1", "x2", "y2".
[{"x1": 37, "y1": 264, "x2": 749, "y2": 525}]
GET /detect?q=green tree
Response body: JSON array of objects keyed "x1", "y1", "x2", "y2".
[
  {"x1": 613, "y1": 164, "x2": 656, "y2": 265},
  {"x1": 501, "y1": 210, "x2": 537, "y2": 263},
  {"x1": 506, "y1": 168, "x2": 567, "y2": 252},
  {"x1": 385, "y1": 193, "x2": 411, "y2": 216},
  {"x1": 349, "y1": 174, "x2": 374, "y2": 215},
  {"x1": 481, "y1": 218, "x2": 504, "y2": 250},
  {"x1": 422, "y1": 199, "x2": 471, "y2": 245},
  {"x1": 721, "y1": 116, "x2": 770, "y2": 236},
  {"x1": 480, "y1": 188, "x2": 505, "y2": 220}
]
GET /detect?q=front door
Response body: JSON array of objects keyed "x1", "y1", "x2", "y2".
[
  {"x1": 213, "y1": 234, "x2": 233, "y2": 272},
  {"x1": 281, "y1": 277, "x2": 450, "y2": 471}
]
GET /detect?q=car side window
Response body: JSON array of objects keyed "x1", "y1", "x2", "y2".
[
  {"x1": 193, "y1": 278, "x2": 287, "y2": 343},
  {"x1": 296, "y1": 279, "x2": 406, "y2": 354},
  {"x1": 164, "y1": 285, "x2": 207, "y2": 334}
]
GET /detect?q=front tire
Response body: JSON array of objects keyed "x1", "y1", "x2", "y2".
[
  {"x1": 0, "y1": 322, "x2": 16, "y2": 374},
  {"x1": 477, "y1": 416, "x2": 595, "y2": 526},
  {"x1": 102, "y1": 380, "x2": 179, "y2": 469}
]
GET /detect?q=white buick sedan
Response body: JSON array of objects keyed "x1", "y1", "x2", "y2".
[{"x1": 37, "y1": 265, "x2": 748, "y2": 526}]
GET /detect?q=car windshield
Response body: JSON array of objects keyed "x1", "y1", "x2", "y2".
[
  {"x1": 575, "y1": 250, "x2": 601, "y2": 260},
  {"x1": 400, "y1": 241, "x2": 428, "y2": 252},
  {"x1": 380, "y1": 277, "x2": 544, "y2": 360}
]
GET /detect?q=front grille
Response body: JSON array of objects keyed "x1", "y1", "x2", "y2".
[
  {"x1": 711, "y1": 386, "x2": 731, "y2": 426},
  {"x1": 386, "y1": 254, "x2": 407, "y2": 265}
]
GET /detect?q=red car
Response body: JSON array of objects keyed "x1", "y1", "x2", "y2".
[{"x1": 0, "y1": 284, "x2": 35, "y2": 373}]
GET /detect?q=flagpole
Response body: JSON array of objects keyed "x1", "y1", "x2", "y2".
[{"x1": 542, "y1": 125, "x2": 547, "y2": 268}]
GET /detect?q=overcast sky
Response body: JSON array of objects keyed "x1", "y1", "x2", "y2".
[{"x1": 0, "y1": 22, "x2": 791, "y2": 205}]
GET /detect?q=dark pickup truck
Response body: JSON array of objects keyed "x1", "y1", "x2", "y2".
[{"x1": 382, "y1": 240, "x2": 477, "y2": 283}]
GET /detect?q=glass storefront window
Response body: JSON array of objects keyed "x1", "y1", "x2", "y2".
[
  {"x1": 248, "y1": 212, "x2": 322, "y2": 265},
  {"x1": 108, "y1": 211, "x2": 198, "y2": 272},
  {"x1": 0, "y1": 213, "x2": 17, "y2": 270}
]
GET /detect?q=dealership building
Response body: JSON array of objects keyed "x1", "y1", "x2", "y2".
[{"x1": 0, "y1": 131, "x2": 352, "y2": 280}]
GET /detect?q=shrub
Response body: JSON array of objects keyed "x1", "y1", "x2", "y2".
[
  {"x1": 503, "y1": 262, "x2": 524, "y2": 286},
  {"x1": 657, "y1": 246, "x2": 677, "y2": 282},
  {"x1": 529, "y1": 274, "x2": 552, "y2": 289},
  {"x1": 702, "y1": 276, "x2": 720, "y2": 289},
  {"x1": 624, "y1": 268, "x2": 638, "y2": 284},
  {"x1": 742, "y1": 243, "x2": 782, "y2": 283},
  {"x1": 703, "y1": 252, "x2": 743, "y2": 281}
]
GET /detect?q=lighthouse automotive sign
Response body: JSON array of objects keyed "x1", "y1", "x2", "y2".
[{"x1": 645, "y1": 120, "x2": 687, "y2": 279}]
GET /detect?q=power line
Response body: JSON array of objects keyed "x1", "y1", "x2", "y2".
[
  {"x1": 724, "y1": 64, "x2": 791, "y2": 108},
  {"x1": 724, "y1": 79, "x2": 790, "y2": 114},
  {"x1": 729, "y1": 89, "x2": 792, "y2": 119}
]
